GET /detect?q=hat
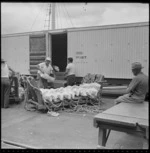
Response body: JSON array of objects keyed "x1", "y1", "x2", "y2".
[
  {"x1": 131, "y1": 62, "x2": 143, "y2": 70},
  {"x1": 45, "y1": 57, "x2": 51, "y2": 61}
]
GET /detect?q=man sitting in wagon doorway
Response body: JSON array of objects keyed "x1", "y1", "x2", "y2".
[
  {"x1": 114, "y1": 62, "x2": 148, "y2": 105},
  {"x1": 37, "y1": 57, "x2": 55, "y2": 89}
]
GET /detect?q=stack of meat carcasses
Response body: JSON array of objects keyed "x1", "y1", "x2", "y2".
[{"x1": 40, "y1": 83, "x2": 101, "y2": 103}]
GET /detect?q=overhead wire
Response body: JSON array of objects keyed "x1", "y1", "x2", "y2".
[
  {"x1": 43, "y1": 4, "x2": 48, "y2": 30},
  {"x1": 60, "y1": 3, "x2": 69, "y2": 28},
  {"x1": 41, "y1": 3, "x2": 48, "y2": 30},
  {"x1": 63, "y1": 4, "x2": 72, "y2": 26},
  {"x1": 55, "y1": 3, "x2": 58, "y2": 29},
  {"x1": 44, "y1": 3, "x2": 51, "y2": 30},
  {"x1": 56, "y1": 3, "x2": 61, "y2": 29},
  {"x1": 43, "y1": 3, "x2": 75, "y2": 30},
  {"x1": 30, "y1": 3, "x2": 45, "y2": 31},
  {"x1": 57, "y1": 3, "x2": 63, "y2": 29},
  {"x1": 63, "y1": 3, "x2": 74, "y2": 28},
  {"x1": 61, "y1": 3, "x2": 72, "y2": 28}
]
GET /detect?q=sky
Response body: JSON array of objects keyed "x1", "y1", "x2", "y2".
[{"x1": 1, "y1": 3, "x2": 149, "y2": 35}]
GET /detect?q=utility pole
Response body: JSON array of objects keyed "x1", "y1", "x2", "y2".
[
  {"x1": 51, "y1": 3, "x2": 55, "y2": 30},
  {"x1": 48, "y1": 3, "x2": 51, "y2": 30}
]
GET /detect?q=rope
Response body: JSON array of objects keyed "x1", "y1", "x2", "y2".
[
  {"x1": 45, "y1": 99, "x2": 63, "y2": 108},
  {"x1": 60, "y1": 3, "x2": 69, "y2": 28},
  {"x1": 63, "y1": 3, "x2": 74, "y2": 28},
  {"x1": 24, "y1": 76, "x2": 103, "y2": 114},
  {"x1": 30, "y1": 3, "x2": 45, "y2": 31},
  {"x1": 56, "y1": 97, "x2": 103, "y2": 114},
  {"x1": 57, "y1": 3, "x2": 63, "y2": 29}
]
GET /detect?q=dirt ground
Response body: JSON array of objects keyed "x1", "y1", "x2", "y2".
[{"x1": 1, "y1": 97, "x2": 147, "y2": 149}]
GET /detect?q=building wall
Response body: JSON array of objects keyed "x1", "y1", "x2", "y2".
[
  {"x1": 1, "y1": 35, "x2": 30, "y2": 74},
  {"x1": 68, "y1": 23, "x2": 149, "y2": 78}
]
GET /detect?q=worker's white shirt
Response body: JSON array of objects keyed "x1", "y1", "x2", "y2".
[
  {"x1": 1, "y1": 63, "x2": 9, "y2": 78},
  {"x1": 38, "y1": 62, "x2": 53, "y2": 75},
  {"x1": 66, "y1": 63, "x2": 75, "y2": 76}
]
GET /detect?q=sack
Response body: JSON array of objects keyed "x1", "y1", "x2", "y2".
[
  {"x1": 19, "y1": 86, "x2": 25, "y2": 101},
  {"x1": 40, "y1": 73, "x2": 55, "y2": 83}
]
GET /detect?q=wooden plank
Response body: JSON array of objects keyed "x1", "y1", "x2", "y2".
[
  {"x1": 103, "y1": 102, "x2": 148, "y2": 120},
  {"x1": 94, "y1": 113, "x2": 148, "y2": 128},
  {"x1": 30, "y1": 60, "x2": 43, "y2": 65},
  {"x1": 103, "y1": 86, "x2": 127, "y2": 90},
  {"x1": 98, "y1": 128, "x2": 107, "y2": 146},
  {"x1": 29, "y1": 70, "x2": 37, "y2": 74},
  {"x1": 102, "y1": 89, "x2": 126, "y2": 95},
  {"x1": 30, "y1": 56, "x2": 45, "y2": 60},
  {"x1": 97, "y1": 123, "x2": 147, "y2": 137},
  {"x1": 30, "y1": 65, "x2": 38, "y2": 70},
  {"x1": 94, "y1": 101, "x2": 148, "y2": 148},
  {"x1": 30, "y1": 52, "x2": 46, "y2": 56},
  {"x1": 30, "y1": 35, "x2": 46, "y2": 52},
  {"x1": 53, "y1": 80, "x2": 67, "y2": 88}
]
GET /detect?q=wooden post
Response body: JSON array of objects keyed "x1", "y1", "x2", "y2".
[
  {"x1": 143, "y1": 127, "x2": 149, "y2": 149},
  {"x1": 46, "y1": 33, "x2": 49, "y2": 57},
  {"x1": 98, "y1": 128, "x2": 107, "y2": 146},
  {"x1": 51, "y1": 3, "x2": 55, "y2": 30}
]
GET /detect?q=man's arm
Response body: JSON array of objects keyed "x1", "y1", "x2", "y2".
[
  {"x1": 8, "y1": 66, "x2": 15, "y2": 73},
  {"x1": 64, "y1": 68, "x2": 69, "y2": 76},
  {"x1": 37, "y1": 64, "x2": 44, "y2": 73},
  {"x1": 126, "y1": 77, "x2": 139, "y2": 94},
  {"x1": 50, "y1": 66, "x2": 56, "y2": 77},
  {"x1": 64, "y1": 64, "x2": 70, "y2": 76}
]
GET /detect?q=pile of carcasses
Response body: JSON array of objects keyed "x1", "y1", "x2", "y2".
[{"x1": 40, "y1": 83, "x2": 101, "y2": 103}]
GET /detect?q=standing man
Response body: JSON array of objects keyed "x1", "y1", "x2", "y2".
[
  {"x1": 37, "y1": 57, "x2": 55, "y2": 89},
  {"x1": 115, "y1": 62, "x2": 148, "y2": 104},
  {"x1": 1, "y1": 59, "x2": 16, "y2": 108},
  {"x1": 65, "y1": 57, "x2": 76, "y2": 86}
]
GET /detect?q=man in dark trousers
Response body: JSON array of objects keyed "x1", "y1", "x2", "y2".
[
  {"x1": 115, "y1": 62, "x2": 148, "y2": 104},
  {"x1": 64, "y1": 57, "x2": 76, "y2": 86},
  {"x1": 1, "y1": 59, "x2": 15, "y2": 108}
]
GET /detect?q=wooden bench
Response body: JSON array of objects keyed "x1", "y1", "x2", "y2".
[{"x1": 93, "y1": 102, "x2": 149, "y2": 149}]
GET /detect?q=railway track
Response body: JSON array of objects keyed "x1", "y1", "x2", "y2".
[{"x1": 1, "y1": 139, "x2": 39, "y2": 149}]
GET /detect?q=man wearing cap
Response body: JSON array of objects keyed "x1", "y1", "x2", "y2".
[
  {"x1": 37, "y1": 57, "x2": 55, "y2": 88},
  {"x1": 1, "y1": 58, "x2": 16, "y2": 108},
  {"x1": 115, "y1": 62, "x2": 148, "y2": 104}
]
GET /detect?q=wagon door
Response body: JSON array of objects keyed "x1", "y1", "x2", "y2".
[
  {"x1": 51, "y1": 33, "x2": 67, "y2": 72},
  {"x1": 29, "y1": 34, "x2": 46, "y2": 76}
]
